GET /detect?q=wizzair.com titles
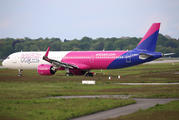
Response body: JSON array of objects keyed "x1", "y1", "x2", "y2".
[{"x1": 96, "y1": 53, "x2": 116, "y2": 56}]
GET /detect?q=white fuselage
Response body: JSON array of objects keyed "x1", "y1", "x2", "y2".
[{"x1": 2, "y1": 51, "x2": 70, "y2": 70}]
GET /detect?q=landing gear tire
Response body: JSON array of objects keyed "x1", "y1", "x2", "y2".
[
  {"x1": 85, "y1": 73, "x2": 93, "y2": 77},
  {"x1": 65, "y1": 73, "x2": 73, "y2": 76},
  {"x1": 18, "y1": 69, "x2": 23, "y2": 76}
]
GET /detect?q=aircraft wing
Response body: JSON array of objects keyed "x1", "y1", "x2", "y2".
[
  {"x1": 43, "y1": 55, "x2": 79, "y2": 69},
  {"x1": 43, "y1": 47, "x2": 90, "y2": 70},
  {"x1": 42, "y1": 47, "x2": 78, "y2": 69}
]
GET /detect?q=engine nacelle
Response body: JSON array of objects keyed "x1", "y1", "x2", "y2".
[{"x1": 37, "y1": 64, "x2": 56, "y2": 75}]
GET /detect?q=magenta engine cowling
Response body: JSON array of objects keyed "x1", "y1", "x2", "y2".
[{"x1": 37, "y1": 64, "x2": 55, "y2": 75}]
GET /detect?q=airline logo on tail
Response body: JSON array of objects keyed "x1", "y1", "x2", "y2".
[{"x1": 135, "y1": 23, "x2": 160, "y2": 51}]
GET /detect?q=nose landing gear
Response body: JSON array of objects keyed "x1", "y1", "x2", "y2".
[{"x1": 18, "y1": 69, "x2": 23, "y2": 76}]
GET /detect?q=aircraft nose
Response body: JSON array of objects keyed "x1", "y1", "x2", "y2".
[{"x1": 2, "y1": 60, "x2": 6, "y2": 67}]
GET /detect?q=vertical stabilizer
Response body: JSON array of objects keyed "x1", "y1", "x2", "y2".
[{"x1": 134, "y1": 23, "x2": 160, "y2": 52}]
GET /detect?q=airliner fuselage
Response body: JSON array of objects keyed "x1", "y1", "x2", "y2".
[{"x1": 2, "y1": 23, "x2": 164, "y2": 76}]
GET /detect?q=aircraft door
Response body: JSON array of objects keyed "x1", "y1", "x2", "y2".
[
  {"x1": 12, "y1": 54, "x2": 17, "y2": 64},
  {"x1": 126, "y1": 52, "x2": 131, "y2": 63},
  {"x1": 89, "y1": 54, "x2": 94, "y2": 63}
]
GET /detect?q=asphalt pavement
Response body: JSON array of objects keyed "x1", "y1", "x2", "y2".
[
  {"x1": 0, "y1": 66, "x2": 5, "y2": 68},
  {"x1": 145, "y1": 60, "x2": 179, "y2": 64}
]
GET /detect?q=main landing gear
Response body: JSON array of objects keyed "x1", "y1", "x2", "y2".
[
  {"x1": 18, "y1": 69, "x2": 23, "y2": 76},
  {"x1": 64, "y1": 68, "x2": 73, "y2": 76},
  {"x1": 85, "y1": 72, "x2": 93, "y2": 77},
  {"x1": 65, "y1": 73, "x2": 73, "y2": 76}
]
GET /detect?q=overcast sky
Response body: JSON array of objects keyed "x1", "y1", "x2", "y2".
[{"x1": 0, "y1": 0, "x2": 179, "y2": 40}]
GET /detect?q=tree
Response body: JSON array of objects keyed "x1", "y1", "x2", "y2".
[
  {"x1": 0, "y1": 41, "x2": 4, "y2": 46},
  {"x1": 23, "y1": 46, "x2": 30, "y2": 51},
  {"x1": 36, "y1": 37, "x2": 43, "y2": 41},
  {"x1": 45, "y1": 37, "x2": 50, "y2": 41},
  {"x1": 98, "y1": 42, "x2": 104, "y2": 50},
  {"x1": 51, "y1": 37, "x2": 62, "y2": 42},
  {"x1": 30, "y1": 45, "x2": 39, "y2": 51},
  {"x1": 114, "y1": 40, "x2": 126, "y2": 50},
  {"x1": 81, "y1": 36, "x2": 92, "y2": 43},
  {"x1": 12, "y1": 40, "x2": 20, "y2": 50},
  {"x1": 50, "y1": 41, "x2": 61, "y2": 51},
  {"x1": 104, "y1": 41, "x2": 114, "y2": 50},
  {"x1": 164, "y1": 39, "x2": 178, "y2": 48},
  {"x1": 61, "y1": 43, "x2": 70, "y2": 51},
  {"x1": 164, "y1": 35, "x2": 172, "y2": 39},
  {"x1": 157, "y1": 34, "x2": 168, "y2": 46},
  {"x1": 0, "y1": 52, "x2": 2, "y2": 58},
  {"x1": 3, "y1": 45, "x2": 14, "y2": 57},
  {"x1": 15, "y1": 43, "x2": 24, "y2": 52},
  {"x1": 24, "y1": 37, "x2": 32, "y2": 41},
  {"x1": 80, "y1": 42, "x2": 91, "y2": 50},
  {"x1": 110, "y1": 37, "x2": 117, "y2": 42},
  {"x1": 72, "y1": 47, "x2": 81, "y2": 51},
  {"x1": 92, "y1": 42, "x2": 104, "y2": 50},
  {"x1": 0, "y1": 34, "x2": 179, "y2": 57}
]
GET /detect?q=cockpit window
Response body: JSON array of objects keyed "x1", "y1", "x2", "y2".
[{"x1": 7, "y1": 56, "x2": 10, "y2": 59}]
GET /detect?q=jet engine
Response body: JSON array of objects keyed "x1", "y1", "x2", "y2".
[{"x1": 37, "y1": 64, "x2": 56, "y2": 75}]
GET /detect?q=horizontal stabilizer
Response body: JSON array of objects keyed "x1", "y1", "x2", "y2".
[
  {"x1": 139, "y1": 53, "x2": 152, "y2": 60},
  {"x1": 164, "y1": 53, "x2": 175, "y2": 56}
]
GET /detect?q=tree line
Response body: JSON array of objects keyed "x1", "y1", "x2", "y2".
[{"x1": 0, "y1": 34, "x2": 179, "y2": 58}]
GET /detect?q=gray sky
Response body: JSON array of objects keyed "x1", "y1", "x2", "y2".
[{"x1": 0, "y1": 0, "x2": 179, "y2": 40}]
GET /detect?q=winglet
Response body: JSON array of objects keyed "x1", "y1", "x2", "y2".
[
  {"x1": 43, "y1": 47, "x2": 51, "y2": 62},
  {"x1": 44, "y1": 46, "x2": 50, "y2": 57}
]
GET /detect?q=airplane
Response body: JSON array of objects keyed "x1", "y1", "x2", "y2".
[{"x1": 2, "y1": 23, "x2": 173, "y2": 77}]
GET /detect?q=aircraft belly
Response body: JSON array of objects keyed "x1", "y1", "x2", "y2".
[{"x1": 21, "y1": 63, "x2": 39, "y2": 70}]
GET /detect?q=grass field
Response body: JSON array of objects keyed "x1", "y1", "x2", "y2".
[
  {"x1": 0, "y1": 98, "x2": 136, "y2": 120},
  {"x1": 105, "y1": 100, "x2": 179, "y2": 120},
  {"x1": 0, "y1": 63, "x2": 179, "y2": 119}
]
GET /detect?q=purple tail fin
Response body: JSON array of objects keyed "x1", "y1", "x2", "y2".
[{"x1": 134, "y1": 23, "x2": 161, "y2": 52}]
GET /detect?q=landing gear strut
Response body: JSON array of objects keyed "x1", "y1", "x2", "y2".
[
  {"x1": 64, "y1": 68, "x2": 73, "y2": 76},
  {"x1": 18, "y1": 69, "x2": 23, "y2": 76}
]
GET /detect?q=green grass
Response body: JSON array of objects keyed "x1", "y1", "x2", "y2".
[
  {"x1": 0, "y1": 80, "x2": 179, "y2": 99},
  {"x1": 105, "y1": 100, "x2": 179, "y2": 120},
  {"x1": 0, "y1": 98, "x2": 136, "y2": 120},
  {"x1": 0, "y1": 63, "x2": 179, "y2": 119}
]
